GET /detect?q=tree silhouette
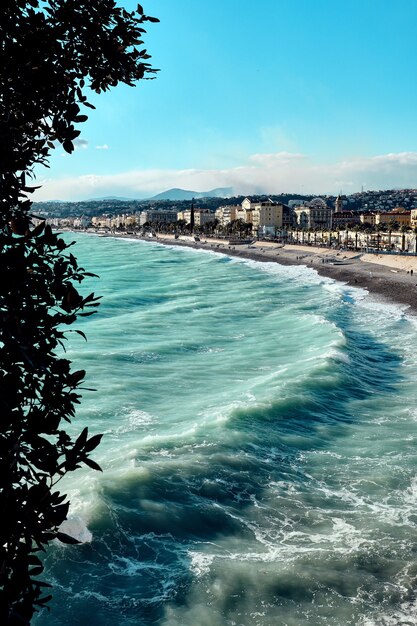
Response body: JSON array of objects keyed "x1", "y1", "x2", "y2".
[{"x1": 0, "y1": 2, "x2": 158, "y2": 623}]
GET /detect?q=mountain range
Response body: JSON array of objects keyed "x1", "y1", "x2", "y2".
[{"x1": 149, "y1": 187, "x2": 234, "y2": 201}]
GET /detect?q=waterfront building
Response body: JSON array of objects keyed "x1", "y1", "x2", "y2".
[
  {"x1": 109, "y1": 213, "x2": 138, "y2": 229},
  {"x1": 282, "y1": 204, "x2": 295, "y2": 230},
  {"x1": 123, "y1": 214, "x2": 138, "y2": 229},
  {"x1": 73, "y1": 215, "x2": 91, "y2": 229},
  {"x1": 332, "y1": 210, "x2": 360, "y2": 228},
  {"x1": 139, "y1": 210, "x2": 178, "y2": 226},
  {"x1": 386, "y1": 208, "x2": 411, "y2": 227},
  {"x1": 360, "y1": 212, "x2": 377, "y2": 226},
  {"x1": 360, "y1": 209, "x2": 411, "y2": 228},
  {"x1": 236, "y1": 198, "x2": 292, "y2": 235},
  {"x1": 252, "y1": 203, "x2": 284, "y2": 235},
  {"x1": 215, "y1": 204, "x2": 239, "y2": 226},
  {"x1": 294, "y1": 197, "x2": 332, "y2": 229},
  {"x1": 235, "y1": 198, "x2": 255, "y2": 224},
  {"x1": 92, "y1": 215, "x2": 112, "y2": 229},
  {"x1": 177, "y1": 208, "x2": 215, "y2": 226}
]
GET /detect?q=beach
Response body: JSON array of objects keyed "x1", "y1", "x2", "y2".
[{"x1": 137, "y1": 233, "x2": 417, "y2": 314}]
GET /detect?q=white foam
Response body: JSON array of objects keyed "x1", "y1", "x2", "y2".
[
  {"x1": 58, "y1": 515, "x2": 92, "y2": 543},
  {"x1": 356, "y1": 294, "x2": 410, "y2": 319},
  {"x1": 115, "y1": 407, "x2": 154, "y2": 434},
  {"x1": 359, "y1": 598, "x2": 417, "y2": 626},
  {"x1": 188, "y1": 551, "x2": 214, "y2": 576}
]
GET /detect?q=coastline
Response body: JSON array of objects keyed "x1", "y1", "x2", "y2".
[{"x1": 96, "y1": 231, "x2": 417, "y2": 314}]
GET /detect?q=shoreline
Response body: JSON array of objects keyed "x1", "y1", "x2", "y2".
[{"x1": 96, "y1": 231, "x2": 417, "y2": 314}]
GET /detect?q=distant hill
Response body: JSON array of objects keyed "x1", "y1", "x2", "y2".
[
  {"x1": 87, "y1": 195, "x2": 141, "y2": 201},
  {"x1": 150, "y1": 187, "x2": 233, "y2": 201}
]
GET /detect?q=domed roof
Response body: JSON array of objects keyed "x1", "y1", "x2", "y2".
[{"x1": 309, "y1": 197, "x2": 327, "y2": 208}]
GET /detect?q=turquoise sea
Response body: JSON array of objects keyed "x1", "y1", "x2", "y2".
[{"x1": 35, "y1": 233, "x2": 417, "y2": 626}]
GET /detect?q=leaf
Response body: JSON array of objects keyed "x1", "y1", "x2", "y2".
[
  {"x1": 83, "y1": 457, "x2": 103, "y2": 472},
  {"x1": 75, "y1": 426, "x2": 88, "y2": 448},
  {"x1": 73, "y1": 329, "x2": 87, "y2": 341},
  {"x1": 31, "y1": 221, "x2": 46, "y2": 237},
  {"x1": 62, "y1": 139, "x2": 74, "y2": 153},
  {"x1": 56, "y1": 532, "x2": 81, "y2": 545},
  {"x1": 22, "y1": 185, "x2": 42, "y2": 192},
  {"x1": 82, "y1": 291, "x2": 97, "y2": 304},
  {"x1": 37, "y1": 594, "x2": 53, "y2": 605},
  {"x1": 68, "y1": 369, "x2": 86, "y2": 386},
  {"x1": 85, "y1": 433, "x2": 103, "y2": 452}
]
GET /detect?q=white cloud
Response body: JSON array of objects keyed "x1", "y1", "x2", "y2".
[
  {"x1": 74, "y1": 138, "x2": 88, "y2": 150},
  {"x1": 249, "y1": 152, "x2": 307, "y2": 165},
  {"x1": 33, "y1": 151, "x2": 417, "y2": 201},
  {"x1": 95, "y1": 144, "x2": 109, "y2": 150}
]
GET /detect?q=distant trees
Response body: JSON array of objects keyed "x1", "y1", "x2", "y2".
[
  {"x1": 0, "y1": 1, "x2": 158, "y2": 623},
  {"x1": 225, "y1": 218, "x2": 252, "y2": 238}
]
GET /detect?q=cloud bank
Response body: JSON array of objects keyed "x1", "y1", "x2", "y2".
[{"x1": 33, "y1": 151, "x2": 417, "y2": 201}]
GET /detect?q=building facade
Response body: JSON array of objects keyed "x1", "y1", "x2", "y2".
[
  {"x1": 294, "y1": 198, "x2": 332, "y2": 229},
  {"x1": 177, "y1": 208, "x2": 215, "y2": 226},
  {"x1": 332, "y1": 211, "x2": 360, "y2": 228},
  {"x1": 236, "y1": 198, "x2": 293, "y2": 234},
  {"x1": 139, "y1": 210, "x2": 178, "y2": 226},
  {"x1": 360, "y1": 209, "x2": 411, "y2": 228},
  {"x1": 215, "y1": 204, "x2": 239, "y2": 226}
]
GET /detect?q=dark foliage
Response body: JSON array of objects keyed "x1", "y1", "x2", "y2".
[{"x1": 0, "y1": 1, "x2": 158, "y2": 623}]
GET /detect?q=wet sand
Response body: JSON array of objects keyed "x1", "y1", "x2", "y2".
[{"x1": 150, "y1": 234, "x2": 417, "y2": 314}]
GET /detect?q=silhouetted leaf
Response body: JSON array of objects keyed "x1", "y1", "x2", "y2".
[
  {"x1": 83, "y1": 457, "x2": 103, "y2": 472},
  {"x1": 56, "y1": 532, "x2": 80, "y2": 545},
  {"x1": 30, "y1": 221, "x2": 45, "y2": 237},
  {"x1": 85, "y1": 433, "x2": 103, "y2": 452}
]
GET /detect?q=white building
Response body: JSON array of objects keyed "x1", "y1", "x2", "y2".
[
  {"x1": 294, "y1": 197, "x2": 332, "y2": 229},
  {"x1": 215, "y1": 204, "x2": 239, "y2": 226}
]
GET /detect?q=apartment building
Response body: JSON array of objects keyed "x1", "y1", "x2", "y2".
[
  {"x1": 215, "y1": 204, "x2": 239, "y2": 226},
  {"x1": 139, "y1": 210, "x2": 178, "y2": 226}
]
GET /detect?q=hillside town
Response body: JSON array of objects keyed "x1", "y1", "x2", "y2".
[{"x1": 33, "y1": 189, "x2": 417, "y2": 254}]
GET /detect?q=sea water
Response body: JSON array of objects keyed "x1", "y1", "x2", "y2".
[{"x1": 34, "y1": 234, "x2": 417, "y2": 626}]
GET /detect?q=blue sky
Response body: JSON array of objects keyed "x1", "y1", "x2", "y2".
[{"x1": 35, "y1": 0, "x2": 417, "y2": 200}]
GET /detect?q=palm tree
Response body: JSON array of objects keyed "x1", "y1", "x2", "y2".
[
  {"x1": 344, "y1": 225, "x2": 349, "y2": 247},
  {"x1": 400, "y1": 224, "x2": 408, "y2": 252},
  {"x1": 353, "y1": 224, "x2": 361, "y2": 251}
]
